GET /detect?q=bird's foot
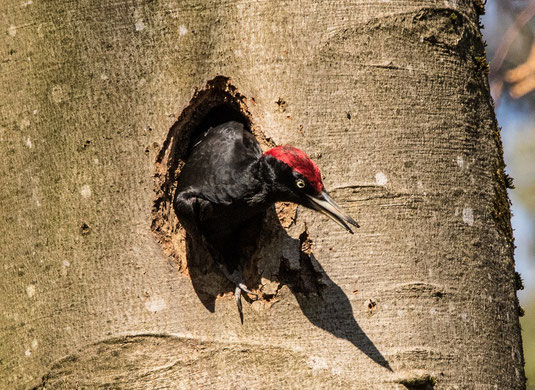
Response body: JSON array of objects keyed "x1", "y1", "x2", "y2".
[
  {"x1": 218, "y1": 265, "x2": 258, "y2": 299},
  {"x1": 234, "y1": 283, "x2": 259, "y2": 324}
]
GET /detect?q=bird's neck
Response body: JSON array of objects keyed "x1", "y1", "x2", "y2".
[{"x1": 255, "y1": 154, "x2": 287, "y2": 204}]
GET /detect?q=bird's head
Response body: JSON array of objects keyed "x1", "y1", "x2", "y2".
[{"x1": 263, "y1": 145, "x2": 359, "y2": 233}]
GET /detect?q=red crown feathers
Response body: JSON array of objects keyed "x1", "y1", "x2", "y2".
[{"x1": 264, "y1": 146, "x2": 323, "y2": 193}]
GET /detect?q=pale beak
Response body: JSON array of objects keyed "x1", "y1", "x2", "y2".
[{"x1": 306, "y1": 190, "x2": 360, "y2": 234}]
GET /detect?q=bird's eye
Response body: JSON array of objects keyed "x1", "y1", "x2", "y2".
[{"x1": 296, "y1": 179, "x2": 306, "y2": 189}]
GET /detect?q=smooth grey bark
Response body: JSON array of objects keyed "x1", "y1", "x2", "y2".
[{"x1": 0, "y1": 0, "x2": 525, "y2": 388}]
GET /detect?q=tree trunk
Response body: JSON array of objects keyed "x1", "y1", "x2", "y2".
[{"x1": 0, "y1": 1, "x2": 525, "y2": 389}]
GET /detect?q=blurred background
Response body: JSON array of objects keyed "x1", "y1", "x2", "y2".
[{"x1": 483, "y1": 1, "x2": 535, "y2": 386}]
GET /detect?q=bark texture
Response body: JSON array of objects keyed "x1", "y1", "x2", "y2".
[{"x1": 0, "y1": 0, "x2": 524, "y2": 388}]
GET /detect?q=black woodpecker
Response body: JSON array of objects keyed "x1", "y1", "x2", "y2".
[{"x1": 174, "y1": 121, "x2": 359, "y2": 322}]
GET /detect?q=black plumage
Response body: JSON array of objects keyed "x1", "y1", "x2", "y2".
[{"x1": 173, "y1": 121, "x2": 359, "y2": 322}]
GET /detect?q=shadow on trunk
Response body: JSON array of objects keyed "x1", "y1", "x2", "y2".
[{"x1": 186, "y1": 210, "x2": 392, "y2": 372}]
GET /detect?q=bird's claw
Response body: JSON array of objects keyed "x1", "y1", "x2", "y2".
[
  {"x1": 217, "y1": 264, "x2": 258, "y2": 322},
  {"x1": 238, "y1": 283, "x2": 258, "y2": 299}
]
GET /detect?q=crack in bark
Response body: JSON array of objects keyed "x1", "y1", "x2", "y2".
[{"x1": 32, "y1": 334, "x2": 353, "y2": 389}]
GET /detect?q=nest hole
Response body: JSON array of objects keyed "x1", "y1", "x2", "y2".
[{"x1": 152, "y1": 76, "x2": 275, "y2": 300}]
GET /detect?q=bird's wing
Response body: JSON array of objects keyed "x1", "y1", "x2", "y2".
[{"x1": 176, "y1": 121, "x2": 262, "y2": 205}]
